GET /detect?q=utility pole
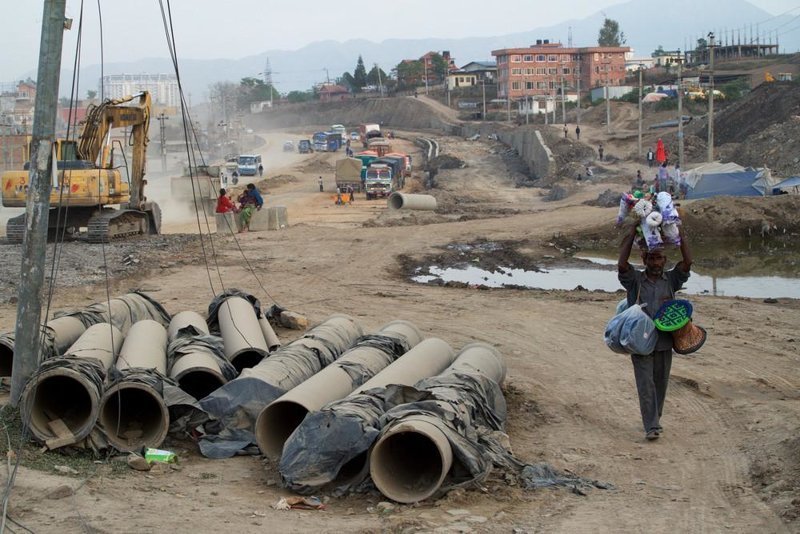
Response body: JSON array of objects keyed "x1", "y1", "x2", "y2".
[
  {"x1": 604, "y1": 61, "x2": 612, "y2": 134},
  {"x1": 551, "y1": 80, "x2": 556, "y2": 124},
  {"x1": 12, "y1": 0, "x2": 68, "y2": 405},
  {"x1": 157, "y1": 113, "x2": 169, "y2": 172},
  {"x1": 576, "y1": 56, "x2": 582, "y2": 127},
  {"x1": 481, "y1": 78, "x2": 486, "y2": 120},
  {"x1": 560, "y1": 61, "x2": 566, "y2": 124},
  {"x1": 707, "y1": 32, "x2": 715, "y2": 162},
  {"x1": 424, "y1": 60, "x2": 429, "y2": 95},
  {"x1": 374, "y1": 63, "x2": 384, "y2": 97},
  {"x1": 638, "y1": 64, "x2": 643, "y2": 157},
  {"x1": 677, "y1": 51, "x2": 684, "y2": 169}
]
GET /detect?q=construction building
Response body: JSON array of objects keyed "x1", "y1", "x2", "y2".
[
  {"x1": 492, "y1": 40, "x2": 630, "y2": 101},
  {"x1": 100, "y1": 73, "x2": 180, "y2": 108}
]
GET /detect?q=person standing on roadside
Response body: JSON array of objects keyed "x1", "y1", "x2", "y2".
[
  {"x1": 618, "y1": 224, "x2": 692, "y2": 441},
  {"x1": 564, "y1": 124, "x2": 569, "y2": 138},
  {"x1": 658, "y1": 161, "x2": 669, "y2": 193},
  {"x1": 598, "y1": 143, "x2": 605, "y2": 161},
  {"x1": 647, "y1": 148, "x2": 655, "y2": 168},
  {"x1": 237, "y1": 183, "x2": 263, "y2": 233},
  {"x1": 575, "y1": 125, "x2": 581, "y2": 140},
  {"x1": 318, "y1": 176, "x2": 324, "y2": 192}
]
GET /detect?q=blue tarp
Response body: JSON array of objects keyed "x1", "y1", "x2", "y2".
[
  {"x1": 772, "y1": 176, "x2": 800, "y2": 194},
  {"x1": 686, "y1": 170, "x2": 765, "y2": 199}
]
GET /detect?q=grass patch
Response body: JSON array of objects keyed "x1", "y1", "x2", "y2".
[{"x1": 0, "y1": 404, "x2": 128, "y2": 478}]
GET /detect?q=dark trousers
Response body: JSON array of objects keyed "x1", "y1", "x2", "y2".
[{"x1": 631, "y1": 349, "x2": 672, "y2": 432}]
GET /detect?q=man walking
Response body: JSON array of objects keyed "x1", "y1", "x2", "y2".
[
  {"x1": 598, "y1": 143, "x2": 604, "y2": 161},
  {"x1": 318, "y1": 176, "x2": 324, "y2": 192},
  {"x1": 618, "y1": 225, "x2": 692, "y2": 440},
  {"x1": 647, "y1": 148, "x2": 655, "y2": 168},
  {"x1": 575, "y1": 125, "x2": 581, "y2": 140}
]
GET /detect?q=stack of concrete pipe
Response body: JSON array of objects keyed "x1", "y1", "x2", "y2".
[
  {"x1": 279, "y1": 337, "x2": 457, "y2": 492},
  {"x1": 20, "y1": 323, "x2": 123, "y2": 449},
  {"x1": 99, "y1": 319, "x2": 170, "y2": 452},
  {"x1": 370, "y1": 342, "x2": 506, "y2": 503},
  {"x1": 217, "y1": 296, "x2": 271, "y2": 371},
  {"x1": 255, "y1": 320, "x2": 423, "y2": 460},
  {"x1": 167, "y1": 311, "x2": 235, "y2": 401}
]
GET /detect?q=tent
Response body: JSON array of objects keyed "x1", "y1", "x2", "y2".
[
  {"x1": 643, "y1": 92, "x2": 669, "y2": 103},
  {"x1": 771, "y1": 176, "x2": 800, "y2": 194},
  {"x1": 685, "y1": 167, "x2": 779, "y2": 199}
]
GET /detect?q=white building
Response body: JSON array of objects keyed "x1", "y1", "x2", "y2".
[{"x1": 100, "y1": 74, "x2": 179, "y2": 108}]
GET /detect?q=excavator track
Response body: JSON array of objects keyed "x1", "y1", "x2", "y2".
[
  {"x1": 5, "y1": 214, "x2": 26, "y2": 244},
  {"x1": 87, "y1": 209, "x2": 149, "y2": 243}
]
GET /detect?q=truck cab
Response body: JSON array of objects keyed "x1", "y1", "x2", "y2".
[{"x1": 364, "y1": 164, "x2": 393, "y2": 200}]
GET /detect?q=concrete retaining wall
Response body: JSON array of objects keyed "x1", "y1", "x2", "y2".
[{"x1": 458, "y1": 123, "x2": 554, "y2": 181}]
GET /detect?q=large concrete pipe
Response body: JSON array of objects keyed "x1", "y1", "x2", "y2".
[
  {"x1": 258, "y1": 317, "x2": 281, "y2": 352},
  {"x1": 370, "y1": 343, "x2": 505, "y2": 503},
  {"x1": 0, "y1": 316, "x2": 86, "y2": 377},
  {"x1": 20, "y1": 323, "x2": 123, "y2": 447},
  {"x1": 255, "y1": 320, "x2": 423, "y2": 460},
  {"x1": 99, "y1": 320, "x2": 170, "y2": 452},
  {"x1": 167, "y1": 312, "x2": 232, "y2": 401},
  {"x1": 218, "y1": 296, "x2": 269, "y2": 371},
  {"x1": 167, "y1": 311, "x2": 210, "y2": 340},
  {"x1": 387, "y1": 192, "x2": 437, "y2": 211},
  {"x1": 279, "y1": 337, "x2": 457, "y2": 493}
]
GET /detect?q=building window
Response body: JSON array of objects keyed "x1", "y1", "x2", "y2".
[
  {"x1": 536, "y1": 68, "x2": 546, "y2": 75},
  {"x1": 562, "y1": 67, "x2": 570, "y2": 75},
  {"x1": 511, "y1": 68, "x2": 522, "y2": 75},
  {"x1": 523, "y1": 54, "x2": 533, "y2": 62},
  {"x1": 537, "y1": 81, "x2": 548, "y2": 89},
  {"x1": 548, "y1": 68, "x2": 558, "y2": 75},
  {"x1": 561, "y1": 54, "x2": 570, "y2": 61},
  {"x1": 511, "y1": 81, "x2": 521, "y2": 90},
  {"x1": 511, "y1": 55, "x2": 521, "y2": 62},
  {"x1": 525, "y1": 81, "x2": 534, "y2": 90},
  {"x1": 537, "y1": 54, "x2": 546, "y2": 61},
  {"x1": 594, "y1": 53, "x2": 599, "y2": 61},
  {"x1": 548, "y1": 55, "x2": 557, "y2": 62}
]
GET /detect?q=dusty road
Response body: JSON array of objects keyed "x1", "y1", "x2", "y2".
[{"x1": 0, "y1": 120, "x2": 798, "y2": 533}]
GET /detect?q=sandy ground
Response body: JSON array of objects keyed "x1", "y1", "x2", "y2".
[{"x1": 0, "y1": 111, "x2": 798, "y2": 533}]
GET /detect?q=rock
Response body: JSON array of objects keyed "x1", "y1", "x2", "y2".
[
  {"x1": 376, "y1": 501, "x2": 396, "y2": 514},
  {"x1": 763, "y1": 298, "x2": 778, "y2": 304},
  {"x1": 446, "y1": 509, "x2": 471, "y2": 517},
  {"x1": 465, "y1": 516, "x2": 488, "y2": 524},
  {"x1": 127, "y1": 453, "x2": 151, "y2": 471},
  {"x1": 46, "y1": 485, "x2": 74, "y2": 499},
  {"x1": 280, "y1": 311, "x2": 308, "y2": 330},
  {"x1": 53, "y1": 465, "x2": 79, "y2": 475}
]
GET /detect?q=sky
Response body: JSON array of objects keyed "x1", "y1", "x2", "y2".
[{"x1": 1, "y1": 0, "x2": 798, "y2": 83}]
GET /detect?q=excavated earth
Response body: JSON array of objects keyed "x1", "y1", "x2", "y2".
[{"x1": 0, "y1": 97, "x2": 798, "y2": 533}]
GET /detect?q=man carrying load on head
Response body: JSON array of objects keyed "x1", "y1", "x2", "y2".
[{"x1": 617, "y1": 224, "x2": 692, "y2": 441}]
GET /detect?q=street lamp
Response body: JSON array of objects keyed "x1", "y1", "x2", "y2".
[
  {"x1": 638, "y1": 63, "x2": 644, "y2": 157},
  {"x1": 676, "y1": 50, "x2": 684, "y2": 169}
]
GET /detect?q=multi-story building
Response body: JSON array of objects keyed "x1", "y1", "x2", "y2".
[
  {"x1": 100, "y1": 73, "x2": 179, "y2": 109},
  {"x1": 492, "y1": 40, "x2": 630, "y2": 101}
]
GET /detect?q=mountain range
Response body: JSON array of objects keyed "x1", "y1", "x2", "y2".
[{"x1": 57, "y1": 0, "x2": 800, "y2": 101}]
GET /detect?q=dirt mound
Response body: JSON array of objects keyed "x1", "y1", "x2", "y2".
[
  {"x1": 255, "y1": 174, "x2": 297, "y2": 192},
  {"x1": 430, "y1": 154, "x2": 466, "y2": 170},
  {"x1": 585, "y1": 189, "x2": 622, "y2": 207},
  {"x1": 298, "y1": 159, "x2": 334, "y2": 175},
  {"x1": 716, "y1": 116, "x2": 800, "y2": 177}
]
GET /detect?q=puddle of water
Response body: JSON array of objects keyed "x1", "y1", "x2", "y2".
[{"x1": 413, "y1": 261, "x2": 800, "y2": 299}]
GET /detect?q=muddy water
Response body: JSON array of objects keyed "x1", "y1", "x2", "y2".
[{"x1": 412, "y1": 239, "x2": 800, "y2": 299}]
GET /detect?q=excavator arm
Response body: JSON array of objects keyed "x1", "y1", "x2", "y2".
[{"x1": 77, "y1": 91, "x2": 151, "y2": 208}]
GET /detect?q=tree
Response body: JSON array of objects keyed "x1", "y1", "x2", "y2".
[
  {"x1": 366, "y1": 65, "x2": 387, "y2": 87},
  {"x1": 236, "y1": 77, "x2": 277, "y2": 110},
  {"x1": 598, "y1": 18, "x2": 625, "y2": 47},
  {"x1": 286, "y1": 90, "x2": 313, "y2": 103},
  {"x1": 86, "y1": 89, "x2": 97, "y2": 100},
  {"x1": 394, "y1": 60, "x2": 423, "y2": 89},
  {"x1": 353, "y1": 55, "x2": 368, "y2": 90},
  {"x1": 428, "y1": 53, "x2": 449, "y2": 82},
  {"x1": 651, "y1": 45, "x2": 666, "y2": 58},
  {"x1": 339, "y1": 72, "x2": 356, "y2": 91}
]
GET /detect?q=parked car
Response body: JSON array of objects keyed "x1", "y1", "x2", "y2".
[
  {"x1": 349, "y1": 131, "x2": 360, "y2": 141},
  {"x1": 283, "y1": 140, "x2": 295, "y2": 152}
]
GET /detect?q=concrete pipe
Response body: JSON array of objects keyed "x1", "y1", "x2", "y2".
[
  {"x1": 258, "y1": 317, "x2": 281, "y2": 352},
  {"x1": 351, "y1": 337, "x2": 455, "y2": 395},
  {"x1": 218, "y1": 296, "x2": 269, "y2": 371},
  {"x1": 20, "y1": 323, "x2": 123, "y2": 447},
  {"x1": 387, "y1": 192, "x2": 437, "y2": 211},
  {"x1": 369, "y1": 343, "x2": 506, "y2": 503},
  {"x1": 99, "y1": 319, "x2": 170, "y2": 451},
  {"x1": 169, "y1": 351, "x2": 227, "y2": 401},
  {"x1": 255, "y1": 320, "x2": 423, "y2": 460},
  {"x1": 167, "y1": 311, "x2": 210, "y2": 341},
  {"x1": 0, "y1": 315, "x2": 86, "y2": 377},
  {"x1": 370, "y1": 415, "x2": 452, "y2": 503}
]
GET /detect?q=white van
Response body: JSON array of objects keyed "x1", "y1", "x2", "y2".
[
  {"x1": 237, "y1": 154, "x2": 262, "y2": 176},
  {"x1": 331, "y1": 124, "x2": 347, "y2": 137}
]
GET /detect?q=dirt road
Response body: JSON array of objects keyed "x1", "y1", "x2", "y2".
[{"x1": 0, "y1": 120, "x2": 798, "y2": 533}]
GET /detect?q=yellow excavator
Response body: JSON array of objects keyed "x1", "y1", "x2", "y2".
[{"x1": 1, "y1": 91, "x2": 160, "y2": 243}]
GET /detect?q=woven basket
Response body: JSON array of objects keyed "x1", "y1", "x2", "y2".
[{"x1": 672, "y1": 321, "x2": 707, "y2": 354}]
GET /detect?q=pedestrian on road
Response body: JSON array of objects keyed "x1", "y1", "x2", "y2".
[
  {"x1": 318, "y1": 176, "x2": 323, "y2": 192},
  {"x1": 618, "y1": 224, "x2": 692, "y2": 441},
  {"x1": 257, "y1": 163, "x2": 264, "y2": 177},
  {"x1": 633, "y1": 170, "x2": 645, "y2": 191},
  {"x1": 598, "y1": 143, "x2": 604, "y2": 161},
  {"x1": 575, "y1": 125, "x2": 581, "y2": 140},
  {"x1": 658, "y1": 162, "x2": 669, "y2": 193},
  {"x1": 647, "y1": 148, "x2": 655, "y2": 168},
  {"x1": 348, "y1": 186, "x2": 354, "y2": 204},
  {"x1": 564, "y1": 124, "x2": 569, "y2": 139},
  {"x1": 237, "y1": 183, "x2": 263, "y2": 233},
  {"x1": 335, "y1": 186, "x2": 342, "y2": 205}
]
